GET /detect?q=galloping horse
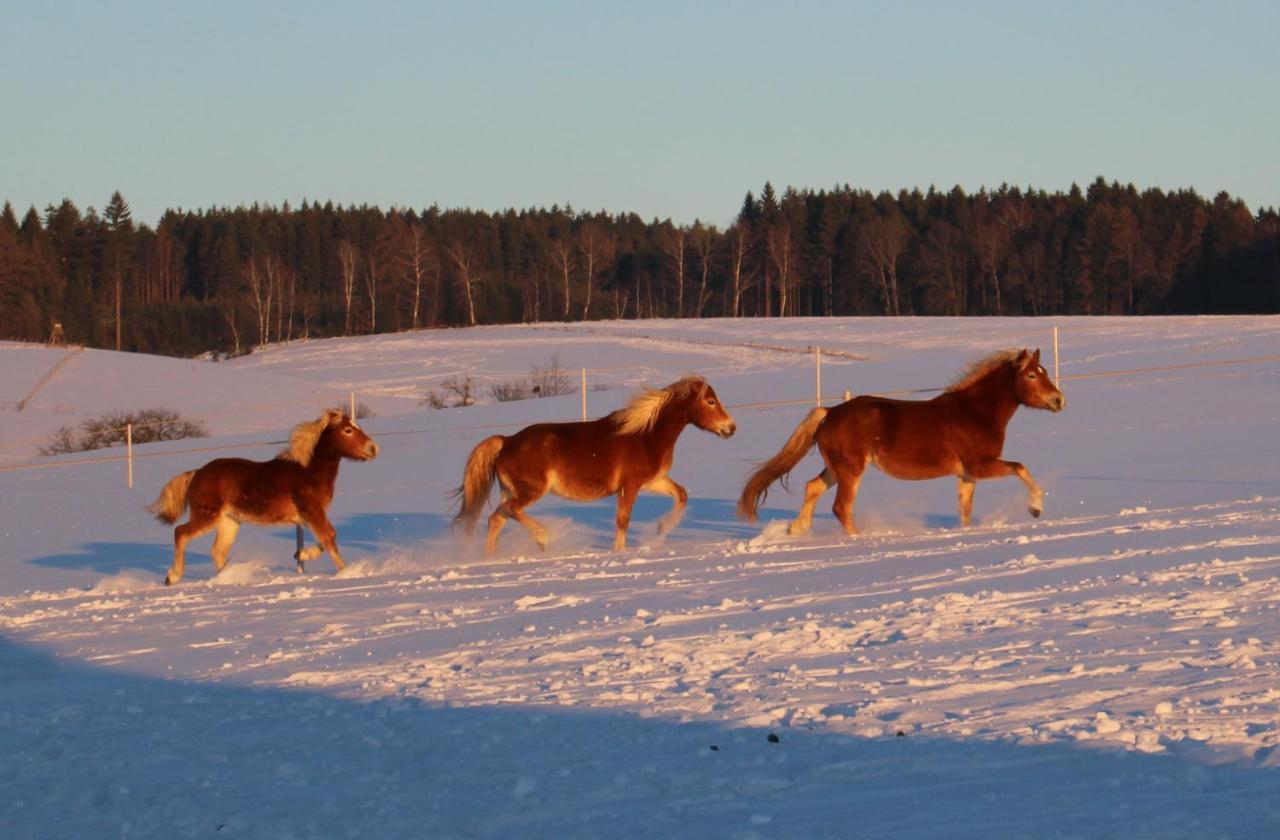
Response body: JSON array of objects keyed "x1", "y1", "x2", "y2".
[
  {"x1": 738, "y1": 348, "x2": 1065, "y2": 536},
  {"x1": 454, "y1": 376, "x2": 737, "y2": 554},
  {"x1": 148, "y1": 409, "x2": 379, "y2": 584}
]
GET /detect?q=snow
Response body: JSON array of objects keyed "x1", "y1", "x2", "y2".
[{"x1": 2, "y1": 316, "x2": 1279, "y2": 836}]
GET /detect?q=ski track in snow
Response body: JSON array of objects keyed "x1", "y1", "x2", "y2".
[{"x1": 4, "y1": 315, "x2": 1280, "y2": 836}]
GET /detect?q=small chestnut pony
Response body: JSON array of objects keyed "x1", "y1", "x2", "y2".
[
  {"x1": 739, "y1": 348, "x2": 1065, "y2": 535},
  {"x1": 454, "y1": 376, "x2": 736, "y2": 553},
  {"x1": 148, "y1": 409, "x2": 378, "y2": 584}
]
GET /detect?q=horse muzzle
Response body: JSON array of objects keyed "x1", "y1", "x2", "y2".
[
  {"x1": 717, "y1": 421, "x2": 737, "y2": 438},
  {"x1": 363, "y1": 442, "x2": 380, "y2": 460},
  {"x1": 1047, "y1": 394, "x2": 1066, "y2": 412}
]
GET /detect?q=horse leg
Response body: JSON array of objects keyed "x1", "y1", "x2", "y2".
[
  {"x1": 957, "y1": 477, "x2": 976, "y2": 527},
  {"x1": 210, "y1": 516, "x2": 240, "y2": 573},
  {"x1": 790, "y1": 468, "x2": 834, "y2": 536},
  {"x1": 485, "y1": 494, "x2": 510, "y2": 555},
  {"x1": 300, "y1": 510, "x2": 345, "y2": 573},
  {"x1": 488, "y1": 490, "x2": 549, "y2": 555},
  {"x1": 167, "y1": 509, "x2": 218, "y2": 585},
  {"x1": 644, "y1": 476, "x2": 688, "y2": 538},
  {"x1": 613, "y1": 486, "x2": 640, "y2": 551},
  {"x1": 831, "y1": 465, "x2": 864, "y2": 537},
  {"x1": 967, "y1": 458, "x2": 1045, "y2": 519}
]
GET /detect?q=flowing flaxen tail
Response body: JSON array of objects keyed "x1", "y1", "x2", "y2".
[
  {"x1": 452, "y1": 435, "x2": 505, "y2": 535},
  {"x1": 737, "y1": 407, "x2": 829, "y2": 522},
  {"x1": 147, "y1": 470, "x2": 196, "y2": 525}
]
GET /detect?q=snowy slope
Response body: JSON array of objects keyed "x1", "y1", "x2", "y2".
[{"x1": 2, "y1": 316, "x2": 1280, "y2": 837}]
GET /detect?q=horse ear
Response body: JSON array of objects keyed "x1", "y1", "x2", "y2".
[
  {"x1": 324, "y1": 408, "x2": 344, "y2": 425},
  {"x1": 1015, "y1": 349, "x2": 1031, "y2": 366},
  {"x1": 1032, "y1": 348, "x2": 1042, "y2": 364}
]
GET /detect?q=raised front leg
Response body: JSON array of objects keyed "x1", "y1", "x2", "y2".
[
  {"x1": 644, "y1": 476, "x2": 689, "y2": 538},
  {"x1": 966, "y1": 458, "x2": 1045, "y2": 519},
  {"x1": 300, "y1": 510, "x2": 345, "y2": 573}
]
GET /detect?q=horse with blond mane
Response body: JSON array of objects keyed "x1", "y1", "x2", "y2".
[
  {"x1": 148, "y1": 409, "x2": 379, "y2": 584},
  {"x1": 454, "y1": 376, "x2": 736, "y2": 554},
  {"x1": 738, "y1": 348, "x2": 1065, "y2": 535}
]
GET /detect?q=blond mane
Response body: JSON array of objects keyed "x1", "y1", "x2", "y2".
[
  {"x1": 611, "y1": 376, "x2": 708, "y2": 435},
  {"x1": 945, "y1": 349, "x2": 1021, "y2": 394},
  {"x1": 279, "y1": 409, "x2": 347, "y2": 467}
]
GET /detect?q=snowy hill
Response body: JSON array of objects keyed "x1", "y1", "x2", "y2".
[{"x1": 2, "y1": 316, "x2": 1279, "y2": 837}]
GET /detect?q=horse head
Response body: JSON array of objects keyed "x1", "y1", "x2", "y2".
[
  {"x1": 319, "y1": 410, "x2": 380, "y2": 461},
  {"x1": 1012, "y1": 349, "x2": 1066, "y2": 412},
  {"x1": 682, "y1": 379, "x2": 737, "y2": 438}
]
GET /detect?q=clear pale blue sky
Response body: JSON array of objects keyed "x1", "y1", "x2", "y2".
[{"x1": 3, "y1": 1, "x2": 1277, "y2": 227}]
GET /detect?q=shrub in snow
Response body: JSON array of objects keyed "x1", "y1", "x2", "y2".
[{"x1": 39, "y1": 408, "x2": 208, "y2": 455}]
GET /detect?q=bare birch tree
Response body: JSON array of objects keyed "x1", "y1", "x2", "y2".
[{"x1": 336, "y1": 240, "x2": 359, "y2": 335}]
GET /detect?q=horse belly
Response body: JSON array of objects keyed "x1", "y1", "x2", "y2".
[
  {"x1": 872, "y1": 443, "x2": 962, "y2": 481},
  {"x1": 546, "y1": 468, "x2": 614, "y2": 502}
]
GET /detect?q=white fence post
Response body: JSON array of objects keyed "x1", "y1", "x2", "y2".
[
  {"x1": 581, "y1": 368, "x2": 588, "y2": 421},
  {"x1": 349, "y1": 391, "x2": 356, "y2": 419},
  {"x1": 1053, "y1": 326, "x2": 1060, "y2": 383},
  {"x1": 843, "y1": 389, "x2": 852, "y2": 402},
  {"x1": 126, "y1": 423, "x2": 133, "y2": 488},
  {"x1": 815, "y1": 346, "x2": 822, "y2": 406}
]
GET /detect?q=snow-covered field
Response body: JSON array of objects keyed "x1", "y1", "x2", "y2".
[{"x1": 3, "y1": 316, "x2": 1279, "y2": 838}]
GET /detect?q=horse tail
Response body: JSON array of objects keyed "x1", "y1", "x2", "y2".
[
  {"x1": 147, "y1": 470, "x2": 196, "y2": 525},
  {"x1": 452, "y1": 435, "x2": 504, "y2": 535},
  {"x1": 737, "y1": 407, "x2": 828, "y2": 522}
]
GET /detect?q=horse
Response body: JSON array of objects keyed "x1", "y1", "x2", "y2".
[
  {"x1": 454, "y1": 375, "x2": 737, "y2": 554},
  {"x1": 738, "y1": 348, "x2": 1065, "y2": 536},
  {"x1": 147, "y1": 409, "x2": 379, "y2": 585}
]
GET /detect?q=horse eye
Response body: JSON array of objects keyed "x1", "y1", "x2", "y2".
[
  {"x1": 706, "y1": 398, "x2": 717, "y2": 406},
  {"x1": 343, "y1": 427, "x2": 354, "y2": 434},
  {"x1": 1026, "y1": 372, "x2": 1037, "y2": 379}
]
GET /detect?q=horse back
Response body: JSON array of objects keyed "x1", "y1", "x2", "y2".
[
  {"x1": 499, "y1": 418, "x2": 666, "y2": 497},
  {"x1": 188, "y1": 457, "x2": 315, "y2": 522},
  {"x1": 821, "y1": 394, "x2": 1006, "y2": 478}
]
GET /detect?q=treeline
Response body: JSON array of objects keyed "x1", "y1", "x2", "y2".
[{"x1": 1, "y1": 178, "x2": 1276, "y2": 357}]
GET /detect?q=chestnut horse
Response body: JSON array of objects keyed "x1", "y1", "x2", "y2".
[
  {"x1": 738, "y1": 348, "x2": 1065, "y2": 536},
  {"x1": 148, "y1": 409, "x2": 379, "y2": 584},
  {"x1": 454, "y1": 376, "x2": 737, "y2": 554}
]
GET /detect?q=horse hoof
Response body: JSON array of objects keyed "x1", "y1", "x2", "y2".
[
  {"x1": 1030, "y1": 507, "x2": 1042, "y2": 519},
  {"x1": 164, "y1": 574, "x2": 176, "y2": 586}
]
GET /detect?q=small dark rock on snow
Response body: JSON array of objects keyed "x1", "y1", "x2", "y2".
[{"x1": 767, "y1": 733, "x2": 780, "y2": 743}]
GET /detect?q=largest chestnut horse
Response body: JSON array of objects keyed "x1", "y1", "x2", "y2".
[
  {"x1": 739, "y1": 348, "x2": 1065, "y2": 536},
  {"x1": 148, "y1": 409, "x2": 378, "y2": 584},
  {"x1": 454, "y1": 376, "x2": 736, "y2": 554}
]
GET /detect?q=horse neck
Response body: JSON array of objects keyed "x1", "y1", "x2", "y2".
[
  {"x1": 645, "y1": 399, "x2": 693, "y2": 451},
  {"x1": 955, "y1": 366, "x2": 1021, "y2": 427},
  {"x1": 304, "y1": 442, "x2": 343, "y2": 490}
]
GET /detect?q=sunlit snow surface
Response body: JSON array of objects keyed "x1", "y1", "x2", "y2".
[{"x1": 3, "y1": 316, "x2": 1279, "y2": 837}]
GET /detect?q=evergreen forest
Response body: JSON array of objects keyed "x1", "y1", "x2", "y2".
[{"x1": 1, "y1": 178, "x2": 1276, "y2": 357}]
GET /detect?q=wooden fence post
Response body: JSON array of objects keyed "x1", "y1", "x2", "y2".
[
  {"x1": 126, "y1": 423, "x2": 133, "y2": 488},
  {"x1": 581, "y1": 368, "x2": 587, "y2": 421}
]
